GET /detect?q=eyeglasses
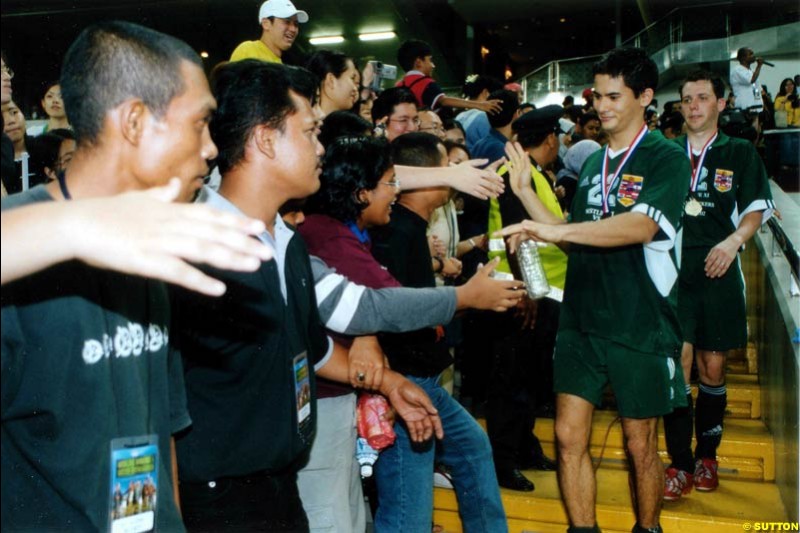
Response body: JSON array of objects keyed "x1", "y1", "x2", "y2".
[
  {"x1": 379, "y1": 179, "x2": 401, "y2": 190},
  {"x1": 1, "y1": 65, "x2": 14, "y2": 79},
  {"x1": 389, "y1": 117, "x2": 420, "y2": 127}
]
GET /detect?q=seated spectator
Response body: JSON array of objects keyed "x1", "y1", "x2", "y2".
[
  {"x1": 318, "y1": 110, "x2": 372, "y2": 147},
  {"x1": 774, "y1": 77, "x2": 800, "y2": 127},
  {"x1": 27, "y1": 81, "x2": 70, "y2": 135},
  {"x1": 442, "y1": 116, "x2": 466, "y2": 145},
  {"x1": 646, "y1": 108, "x2": 659, "y2": 131},
  {"x1": 371, "y1": 132, "x2": 507, "y2": 532},
  {"x1": 455, "y1": 74, "x2": 504, "y2": 152},
  {"x1": 396, "y1": 39, "x2": 502, "y2": 116},
  {"x1": 759, "y1": 84, "x2": 775, "y2": 130},
  {"x1": 306, "y1": 50, "x2": 359, "y2": 117},
  {"x1": 2, "y1": 99, "x2": 43, "y2": 193},
  {"x1": 26, "y1": 128, "x2": 75, "y2": 182},
  {"x1": 229, "y1": 0, "x2": 308, "y2": 63}
]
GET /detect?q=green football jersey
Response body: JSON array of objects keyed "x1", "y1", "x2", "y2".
[
  {"x1": 673, "y1": 132, "x2": 774, "y2": 248},
  {"x1": 561, "y1": 132, "x2": 691, "y2": 356}
]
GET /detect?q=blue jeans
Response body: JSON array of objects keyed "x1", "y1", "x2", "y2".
[{"x1": 374, "y1": 375, "x2": 507, "y2": 532}]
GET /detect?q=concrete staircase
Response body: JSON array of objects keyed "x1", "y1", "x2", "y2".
[{"x1": 432, "y1": 343, "x2": 789, "y2": 532}]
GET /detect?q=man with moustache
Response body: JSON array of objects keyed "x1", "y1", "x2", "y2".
[{"x1": 497, "y1": 47, "x2": 690, "y2": 533}]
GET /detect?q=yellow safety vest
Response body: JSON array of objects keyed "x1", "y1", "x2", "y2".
[{"x1": 487, "y1": 163, "x2": 568, "y2": 300}]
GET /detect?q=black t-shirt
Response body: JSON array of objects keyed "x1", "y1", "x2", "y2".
[
  {"x1": 371, "y1": 203, "x2": 452, "y2": 377},
  {"x1": 1, "y1": 133, "x2": 15, "y2": 192},
  {"x1": 1, "y1": 186, "x2": 190, "y2": 532},
  {"x1": 171, "y1": 218, "x2": 329, "y2": 482}
]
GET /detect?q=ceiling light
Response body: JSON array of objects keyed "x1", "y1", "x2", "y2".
[
  {"x1": 560, "y1": 17, "x2": 566, "y2": 23},
  {"x1": 358, "y1": 31, "x2": 396, "y2": 41},
  {"x1": 309, "y1": 35, "x2": 345, "y2": 45},
  {"x1": 200, "y1": 51, "x2": 209, "y2": 59}
]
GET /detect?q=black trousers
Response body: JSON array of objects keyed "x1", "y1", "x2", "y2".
[
  {"x1": 180, "y1": 469, "x2": 309, "y2": 532},
  {"x1": 486, "y1": 298, "x2": 560, "y2": 471}
]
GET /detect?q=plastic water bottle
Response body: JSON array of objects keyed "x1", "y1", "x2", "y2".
[
  {"x1": 355, "y1": 394, "x2": 396, "y2": 477},
  {"x1": 516, "y1": 240, "x2": 550, "y2": 299}
]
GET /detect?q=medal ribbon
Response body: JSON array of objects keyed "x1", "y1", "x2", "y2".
[
  {"x1": 600, "y1": 123, "x2": 648, "y2": 215},
  {"x1": 686, "y1": 131, "x2": 717, "y2": 193}
]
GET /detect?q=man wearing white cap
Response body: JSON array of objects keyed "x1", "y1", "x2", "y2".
[{"x1": 230, "y1": 0, "x2": 308, "y2": 64}]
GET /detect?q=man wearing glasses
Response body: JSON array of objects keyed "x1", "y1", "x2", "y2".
[
  {"x1": 230, "y1": 0, "x2": 308, "y2": 64},
  {"x1": 371, "y1": 87, "x2": 420, "y2": 141}
]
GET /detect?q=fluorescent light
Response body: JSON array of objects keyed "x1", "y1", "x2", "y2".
[
  {"x1": 358, "y1": 31, "x2": 396, "y2": 42},
  {"x1": 310, "y1": 35, "x2": 345, "y2": 45}
]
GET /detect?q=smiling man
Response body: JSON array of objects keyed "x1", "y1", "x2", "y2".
[
  {"x1": 497, "y1": 47, "x2": 691, "y2": 533},
  {"x1": 230, "y1": 0, "x2": 308, "y2": 64}
]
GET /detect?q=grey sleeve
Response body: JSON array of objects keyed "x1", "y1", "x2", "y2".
[{"x1": 310, "y1": 255, "x2": 458, "y2": 335}]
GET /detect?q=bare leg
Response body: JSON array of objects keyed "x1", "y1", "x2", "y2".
[
  {"x1": 555, "y1": 393, "x2": 596, "y2": 527},
  {"x1": 621, "y1": 417, "x2": 662, "y2": 529}
]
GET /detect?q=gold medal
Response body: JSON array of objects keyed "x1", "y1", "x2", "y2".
[{"x1": 685, "y1": 197, "x2": 702, "y2": 217}]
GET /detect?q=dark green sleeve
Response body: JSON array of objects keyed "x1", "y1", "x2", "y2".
[
  {"x1": 735, "y1": 140, "x2": 773, "y2": 219},
  {"x1": 634, "y1": 145, "x2": 691, "y2": 239}
]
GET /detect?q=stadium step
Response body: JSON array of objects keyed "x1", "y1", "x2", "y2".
[
  {"x1": 530, "y1": 410, "x2": 775, "y2": 482},
  {"x1": 433, "y1": 467, "x2": 788, "y2": 533}
]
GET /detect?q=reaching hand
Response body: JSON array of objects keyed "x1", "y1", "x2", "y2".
[
  {"x1": 504, "y1": 141, "x2": 530, "y2": 198},
  {"x1": 449, "y1": 159, "x2": 505, "y2": 199},
  {"x1": 458, "y1": 257, "x2": 526, "y2": 312},
  {"x1": 71, "y1": 179, "x2": 272, "y2": 295},
  {"x1": 441, "y1": 257, "x2": 463, "y2": 278},
  {"x1": 479, "y1": 99, "x2": 504, "y2": 115}
]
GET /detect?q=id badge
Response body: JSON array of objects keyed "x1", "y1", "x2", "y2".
[
  {"x1": 293, "y1": 351, "x2": 312, "y2": 431},
  {"x1": 109, "y1": 435, "x2": 159, "y2": 533}
]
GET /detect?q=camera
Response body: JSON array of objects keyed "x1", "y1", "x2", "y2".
[{"x1": 366, "y1": 61, "x2": 398, "y2": 92}]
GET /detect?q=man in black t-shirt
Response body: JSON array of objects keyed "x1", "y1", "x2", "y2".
[
  {"x1": 371, "y1": 132, "x2": 507, "y2": 533},
  {"x1": 2, "y1": 22, "x2": 220, "y2": 532}
]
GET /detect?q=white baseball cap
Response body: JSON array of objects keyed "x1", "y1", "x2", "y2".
[{"x1": 259, "y1": 0, "x2": 309, "y2": 23}]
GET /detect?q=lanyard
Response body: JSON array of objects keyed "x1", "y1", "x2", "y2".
[
  {"x1": 600, "y1": 124, "x2": 648, "y2": 215},
  {"x1": 686, "y1": 131, "x2": 717, "y2": 193}
]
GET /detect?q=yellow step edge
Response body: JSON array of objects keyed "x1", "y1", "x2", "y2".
[{"x1": 433, "y1": 468, "x2": 787, "y2": 533}]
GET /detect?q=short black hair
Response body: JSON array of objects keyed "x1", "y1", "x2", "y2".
[
  {"x1": 442, "y1": 117, "x2": 464, "y2": 135},
  {"x1": 462, "y1": 75, "x2": 503, "y2": 99},
  {"x1": 659, "y1": 111, "x2": 684, "y2": 134},
  {"x1": 306, "y1": 50, "x2": 353, "y2": 89},
  {"x1": 371, "y1": 87, "x2": 417, "y2": 123},
  {"x1": 211, "y1": 60, "x2": 316, "y2": 174},
  {"x1": 519, "y1": 102, "x2": 536, "y2": 112},
  {"x1": 318, "y1": 110, "x2": 373, "y2": 148},
  {"x1": 736, "y1": 47, "x2": 751, "y2": 61},
  {"x1": 679, "y1": 70, "x2": 726, "y2": 100},
  {"x1": 592, "y1": 47, "x2": 658, "y2": 98},
  {"x1": 27, "y1": 130, "x2": 74, "y2": 176},
  {"x1": 562, "y1": 95, "x2": 574, "y2": 106},
  {"x1": 397, "y1": 40, "x2": 432, "y2": 72},
  {"x1": 577, "y1": 111, "x2": 599, "y2": 126},
  {"x1": 443, "y1": 139, "x2": 470, "y2": 158},
  {"x1": 61, "y1": 21, "x2": 202, "y2": 145},
  {"x1": 514, "y1": 127, "x2": 554, "y2": 150},
  {"x1": 486, "y1": 89, "x2": 519, "y2": 128},
  {"x1": 391, "y1": 132, "x2": 445, "y2": 168},
  {"x1": 308, "y1": 136, "x2": 392, "y2": 223}
]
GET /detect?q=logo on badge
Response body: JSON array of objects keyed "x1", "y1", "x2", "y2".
[
  {"x1": 617, "y1": 174, "x2": 643, "y2": 207},
  {"x1": 714, "y1": 169, "x2": 733, "y2": 192}
]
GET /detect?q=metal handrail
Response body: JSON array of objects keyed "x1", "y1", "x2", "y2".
[{"x1": 767, "y1": 217, "x2": 800, "y2": 285}]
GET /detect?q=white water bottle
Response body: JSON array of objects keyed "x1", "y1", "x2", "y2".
[{"x1": 516, "y1": 240, "x2": 550, "y2": 299}]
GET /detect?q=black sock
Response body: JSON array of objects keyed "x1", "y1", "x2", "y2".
[
  {"x1": 568, "y1": 526, "x2": 601, "y2": 533},
  {"x1": 664, "y1": 388, "x2": 694, "y2": 473},
  {"x1": 632, "y1": 524, "x2": 663, "y2": 533},
  {"x1": 695, "y1": 381, "x2": 726, "y2": 459}
]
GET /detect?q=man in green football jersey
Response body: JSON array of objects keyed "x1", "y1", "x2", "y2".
[
  {"x1": 498, "y1": 47, "x2": 691, "y2": 533},
  {"x1": 662, "y1": 70, "x2": 774, "y2": 502}
]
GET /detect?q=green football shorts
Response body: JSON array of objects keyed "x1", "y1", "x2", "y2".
[{"x1": 554, "y1": 328, "x2": 686, "y2": 418}]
